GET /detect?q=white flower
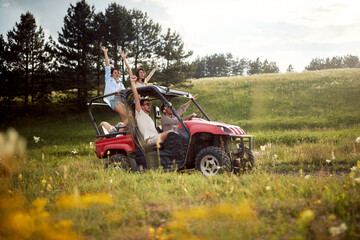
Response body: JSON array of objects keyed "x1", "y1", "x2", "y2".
[
  {"x1": 350, "y1": 166, "x2": 358, "y2": 172},
  {"x1": 265, "y1": 186, "x2": 271, "y2": 191},
  {"x1": 326, "y1": 159, "x2": 331, "y2": 163},
  {"x1": 89, "y1": 142, "x2": 94, "y2": 148},
  {"x1": 260, "y1": 145, "x2": 266, "y2": 151},
  {"x1": 331, "y1": 151, "x2": 336, "y2": 160},
  {"x1": 273, "y1": 154, "x2": 278, "y2": 159},
  {"x1": 329, "y1": 223, "x2": 347, "y2": 237},
  {"x1": 355, "y1": 178, "x2": 360, "y2": 184},
  {"x1": 71, "y1": 149, "x2": 78, "y2": 155},
  {"x1": 304, "y1": 175, "x2": 310, "y2": 179},
  {"x1": 356, "y1": 137, "x2": 360, "y2": 143},
  {"x1": 110, "y1": 178, "x2": 113, "y2": 184},
  {"x1": 33, "y1": 136, "x2": 41, "y2": 143}
]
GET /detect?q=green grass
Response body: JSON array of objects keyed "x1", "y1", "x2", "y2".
[
  {"x1": 1, "y1": 68, "x2": 360, "y2": 239},
  {"x1": 190, "y1": 69, "x2": 360, "y2": 130}
]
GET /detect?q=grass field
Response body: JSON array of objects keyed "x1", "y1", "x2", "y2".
[{"x1": 1, "y1": 68, "x2": 360, "y2": 239}]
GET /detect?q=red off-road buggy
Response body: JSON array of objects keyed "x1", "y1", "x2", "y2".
[{"x1": 87, "y1": 85, "x2": 254, "y2": 176}]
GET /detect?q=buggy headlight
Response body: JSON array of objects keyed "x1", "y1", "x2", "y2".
[{"x1": 217, "y1": 126, "x2": 231, "y2": 133}]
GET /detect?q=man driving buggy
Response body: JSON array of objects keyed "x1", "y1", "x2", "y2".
[
  {"x1": 130, "y1": 76, "x2": 172, "y2": 148},
  {"x1": 160, "y1": 94, "x2": 198, "y2": 132}
]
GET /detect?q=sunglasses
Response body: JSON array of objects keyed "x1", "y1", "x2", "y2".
[{"x1": 142, "y1": 103, "x2": 151, "y2": 106}]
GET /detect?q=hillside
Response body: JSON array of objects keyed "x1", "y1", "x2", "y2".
[{"x1": 189, "y1": 69, "x2": 360, "y2": 131}]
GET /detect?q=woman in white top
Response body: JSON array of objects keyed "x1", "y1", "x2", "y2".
[
  {"x1": 101, "y1": 46, "x2": 129, "y2": 126},
  {"x1": 120, "y1": 50, "x2": 157, "y2": 87}
]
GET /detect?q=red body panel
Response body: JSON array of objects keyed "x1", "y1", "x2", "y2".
[
  {"x1": 179, "y1": 118, "x2": 247, "y2": 136},
  {"x1": 95, "y1": 135, "x2": 135, "y2": 158}
]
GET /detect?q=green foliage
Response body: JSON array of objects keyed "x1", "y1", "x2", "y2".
[
  {"x1": 305, "y1": 55, "x2": 360, "y2": 70},
  {"x1": 194, "y1": 53, "x2": 248, "y2": 78},
  {"x1": 154, "y1": 28, "x2": 193, "y2": 87},
  {"x1": 247, "y1": 57, "x2": 280, "y2": 75},
  {"x1": 5, "y1": 12, "x2": 46, "y2": 104},
  {"x1": 57, "y1": 0, "x2": 95, "y2": 106}
]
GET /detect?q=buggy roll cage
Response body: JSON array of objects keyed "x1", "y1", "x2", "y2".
[{"x1": 86, "y1": 85, "x2": 209, "y2": 138}]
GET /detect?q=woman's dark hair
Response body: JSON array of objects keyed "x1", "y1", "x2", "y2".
[
  {"x1": 111, "y1": 68, "x2": 118, "y2": 75},
  {"x1": 135, "y1": 68, "x2": 145, "y2": 82}
]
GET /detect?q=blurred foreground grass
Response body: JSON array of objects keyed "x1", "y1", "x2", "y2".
[{"x1": 1, "y1": 130, "x2": 360, "y2": 239}]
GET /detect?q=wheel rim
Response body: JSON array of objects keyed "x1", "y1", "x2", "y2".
[{"x1": 200, "y1": 154, "x2": 220, "y2": 176}]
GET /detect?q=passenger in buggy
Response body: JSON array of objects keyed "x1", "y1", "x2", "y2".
[
  {"x1": 130, "y1": 75, "x2": 172, "y2": 148},
  {"x1": 99, "y1": 121, "x2": 124, "y2": 135},
  {"x1": 120, "y1": 49, "x2": 157, "y2": 87},
  {"x1": 101, "y1": 46, "x2": 129, "y2": 127}
]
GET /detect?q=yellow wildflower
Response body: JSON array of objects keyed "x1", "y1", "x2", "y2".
[
  {"x1": 55, "y1": 192, "x2": 114, "y2": 209},
  {"x1": 297, "y1": 209, "x2": 315, "y2": 231},
  {"x1": 6, "y1": 211, "x2": 34, "y2": 238},
  {"x1": 41, "y1": 178, "x2": 47, "y2": 186}
]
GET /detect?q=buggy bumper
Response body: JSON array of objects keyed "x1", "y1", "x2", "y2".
[{"x1": 228, "y1": 134, "x2": 254, "y2": 150}]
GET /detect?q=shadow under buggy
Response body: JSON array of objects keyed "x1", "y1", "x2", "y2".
[{"x1": 88, "y1": 85, "x2": 255, "y2": 176}]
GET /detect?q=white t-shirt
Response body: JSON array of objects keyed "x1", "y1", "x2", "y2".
[
  {"x1": 135, "y1": 81, "x2": 145, "y2": 88},
  {"x1": 135, "y1": 109, "x2": 158, "y2": 140},
  {"x1": 104, "y1": 66, "x2": 124, "y2": 106}
]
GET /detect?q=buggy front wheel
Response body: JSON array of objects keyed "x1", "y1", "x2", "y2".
[
  {"x1": 105, "y1": 153, "x2": 131, "y2": 171},
  {"x1": 195, "y1": 146, "x2": 231, "y2": 176}
]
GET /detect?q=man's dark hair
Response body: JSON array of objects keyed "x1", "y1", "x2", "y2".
[{"x1": 140, "y1": 99, "x2": 149, "y2": 106}]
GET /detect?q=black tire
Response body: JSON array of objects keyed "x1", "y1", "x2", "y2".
[
  {"x1": 105, "y1": 154, "x2": 131, "y2": 171},
  {"x1": 239, "y1": 146, "x2": 255, "y2": 173},
  {"x1": 195, "y1": 146, "x2": 231, "y2": 176}
]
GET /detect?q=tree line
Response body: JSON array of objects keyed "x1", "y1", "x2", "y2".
[
  {"x1": 193, "y1": 55, "x2": 279, "y2": 78},
  {"x1": 1, "y1": 0, "x2": 359, "y2": 109},
  {"x1": 305, "y1": 55, "x2": 360, "y2": 71}
]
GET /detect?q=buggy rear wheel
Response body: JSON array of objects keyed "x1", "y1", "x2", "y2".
[
  {"x1": 195, "y1": 146, "x2": 231, "y2": 176},
  {"x1": 105, "y1": 153, "x2": 131, "y2": 171}
]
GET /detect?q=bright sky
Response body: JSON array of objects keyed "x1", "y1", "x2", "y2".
[{"x1": 1, "y1": 0, "x2": 360, "y2": 72}]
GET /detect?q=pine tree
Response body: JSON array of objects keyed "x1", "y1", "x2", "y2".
[
  {"x1": 104, "y1": 3, "x2": 135, "y2": 83},
  {"x1": 129, "y1": 10, "x2": 161, "y2": 69},
  {"x1": 57, "y1": 0, "x2": 95, "y2": 105},
  {"x1": 7, "y1": 12, "x2": 45, "y2": 104},
  {"x1": 92, "y1": 12, "x2": 106, "y2": 95},
  {"x1": 155, "y1": 28, "x2": 193, "y2": 87}
]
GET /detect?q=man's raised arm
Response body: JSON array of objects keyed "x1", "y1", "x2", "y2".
[{"x1": 130, "y1": 76, "x2": 141, "y2": 113}]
